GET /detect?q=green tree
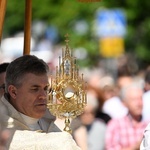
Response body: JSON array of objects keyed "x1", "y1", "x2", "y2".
[{"x1": 2, "y1": 0, "x2": 150, "y2": 68}]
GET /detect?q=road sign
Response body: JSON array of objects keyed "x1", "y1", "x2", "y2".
[
  {"x1": 99, "y1": 37, "x2": 124, "y2": 58},
  {"x1": 96, "y1": 9, "x2": 126, "y2": 37}
]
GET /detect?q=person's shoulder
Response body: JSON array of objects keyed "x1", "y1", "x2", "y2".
[
  {"x1": 106, "y1": 96, "x2": 120, "y2": 102},
  {"x1": 103, "y1": 96, "x2": 124, "y2": 108}
]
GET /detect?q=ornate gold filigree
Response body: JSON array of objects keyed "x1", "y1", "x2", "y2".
[{"x1": 47, "y1": 34, "x2": 87, "y2": 133}]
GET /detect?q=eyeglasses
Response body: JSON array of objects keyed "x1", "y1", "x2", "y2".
[{"x1": 0, "y1": 84, "x2": 5, "y2": 90}]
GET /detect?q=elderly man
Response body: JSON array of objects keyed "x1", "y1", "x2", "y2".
[
  {"x1": 0, "y1": 55, "x2": 80, "y2": 150},
  {"x1": 105, "y1": 81, "x2": 148, "y2": 150}
]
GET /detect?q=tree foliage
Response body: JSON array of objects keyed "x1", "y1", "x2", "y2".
[{"x1": 2, "y1": 0, "x2": 150, "y2": 68}]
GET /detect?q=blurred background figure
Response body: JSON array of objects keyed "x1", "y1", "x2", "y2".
[
  {"x1": 80, "y1": 68, "x2": 111, "y2": 124},
  {"x1": 105, "y1": 81, "x2": 148, "y2": 150},
  {"x1": 0, "y1": 62, "x2": 9, "y2": 98},
  {"x1": 79, "y1": 91, "x2": 106, "y2": 150},
  {"x1": 100, "y1": 75, "x2": 128, "y2": 119},
  {"x1": 142, "y1": 66, "x2": 150, "y2": 121},
  {"x1": 0, "y1": 128, "x2": 10, "y2": 150},
  {"x1": 70, "y1": 117, "x2": 88, "y2": 150},
  {"x1": 88, "y1": 84, "x2": 111, "y2": 124},
  {"x1": 117, "y1": 75, "x2": 134, "y2": 90}
]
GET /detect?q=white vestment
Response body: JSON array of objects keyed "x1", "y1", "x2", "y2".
[{"x1": 9, "y1": 130, "x2": 81, "y2": 150}]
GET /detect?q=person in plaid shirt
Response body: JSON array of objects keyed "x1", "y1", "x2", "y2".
[{"x1": 105, "y1": 81, "x2": 149, "y2": 150}]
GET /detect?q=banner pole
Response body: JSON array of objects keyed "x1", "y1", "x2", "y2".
[
  {"x1": 0, "y1": 0, "x2": 7, "y2": 43},
  {"x1": 23, "y1": 0, "x2": 32, "y2": 55}
]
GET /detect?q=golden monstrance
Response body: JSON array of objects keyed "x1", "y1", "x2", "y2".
[{"x1": 47, "y1": 34, "x2": 87, "y2": 133}]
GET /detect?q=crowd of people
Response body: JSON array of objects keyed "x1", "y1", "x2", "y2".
[
  {"x1": 74, "y1": 67, "x2": 150, "y2": 150},
  {"x1": 0, "y1": 54, "x2": 150, "y2": 150}
]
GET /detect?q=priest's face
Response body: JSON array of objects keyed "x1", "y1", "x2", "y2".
[{"x1": 8, "y1": 73, "x2": 49, "y2": 119}]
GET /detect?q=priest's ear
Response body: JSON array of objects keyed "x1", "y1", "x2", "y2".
[{"x1": 8, "y1": 85, "x2": 17, "y2": 99}]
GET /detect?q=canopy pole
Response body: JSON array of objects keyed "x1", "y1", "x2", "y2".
[
  {"x1": 0, "y1": 0, "x2": 7, "y2": 43},
  {"x1": 23, "y1": 0, "x2": 32, "y2": 55}
]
